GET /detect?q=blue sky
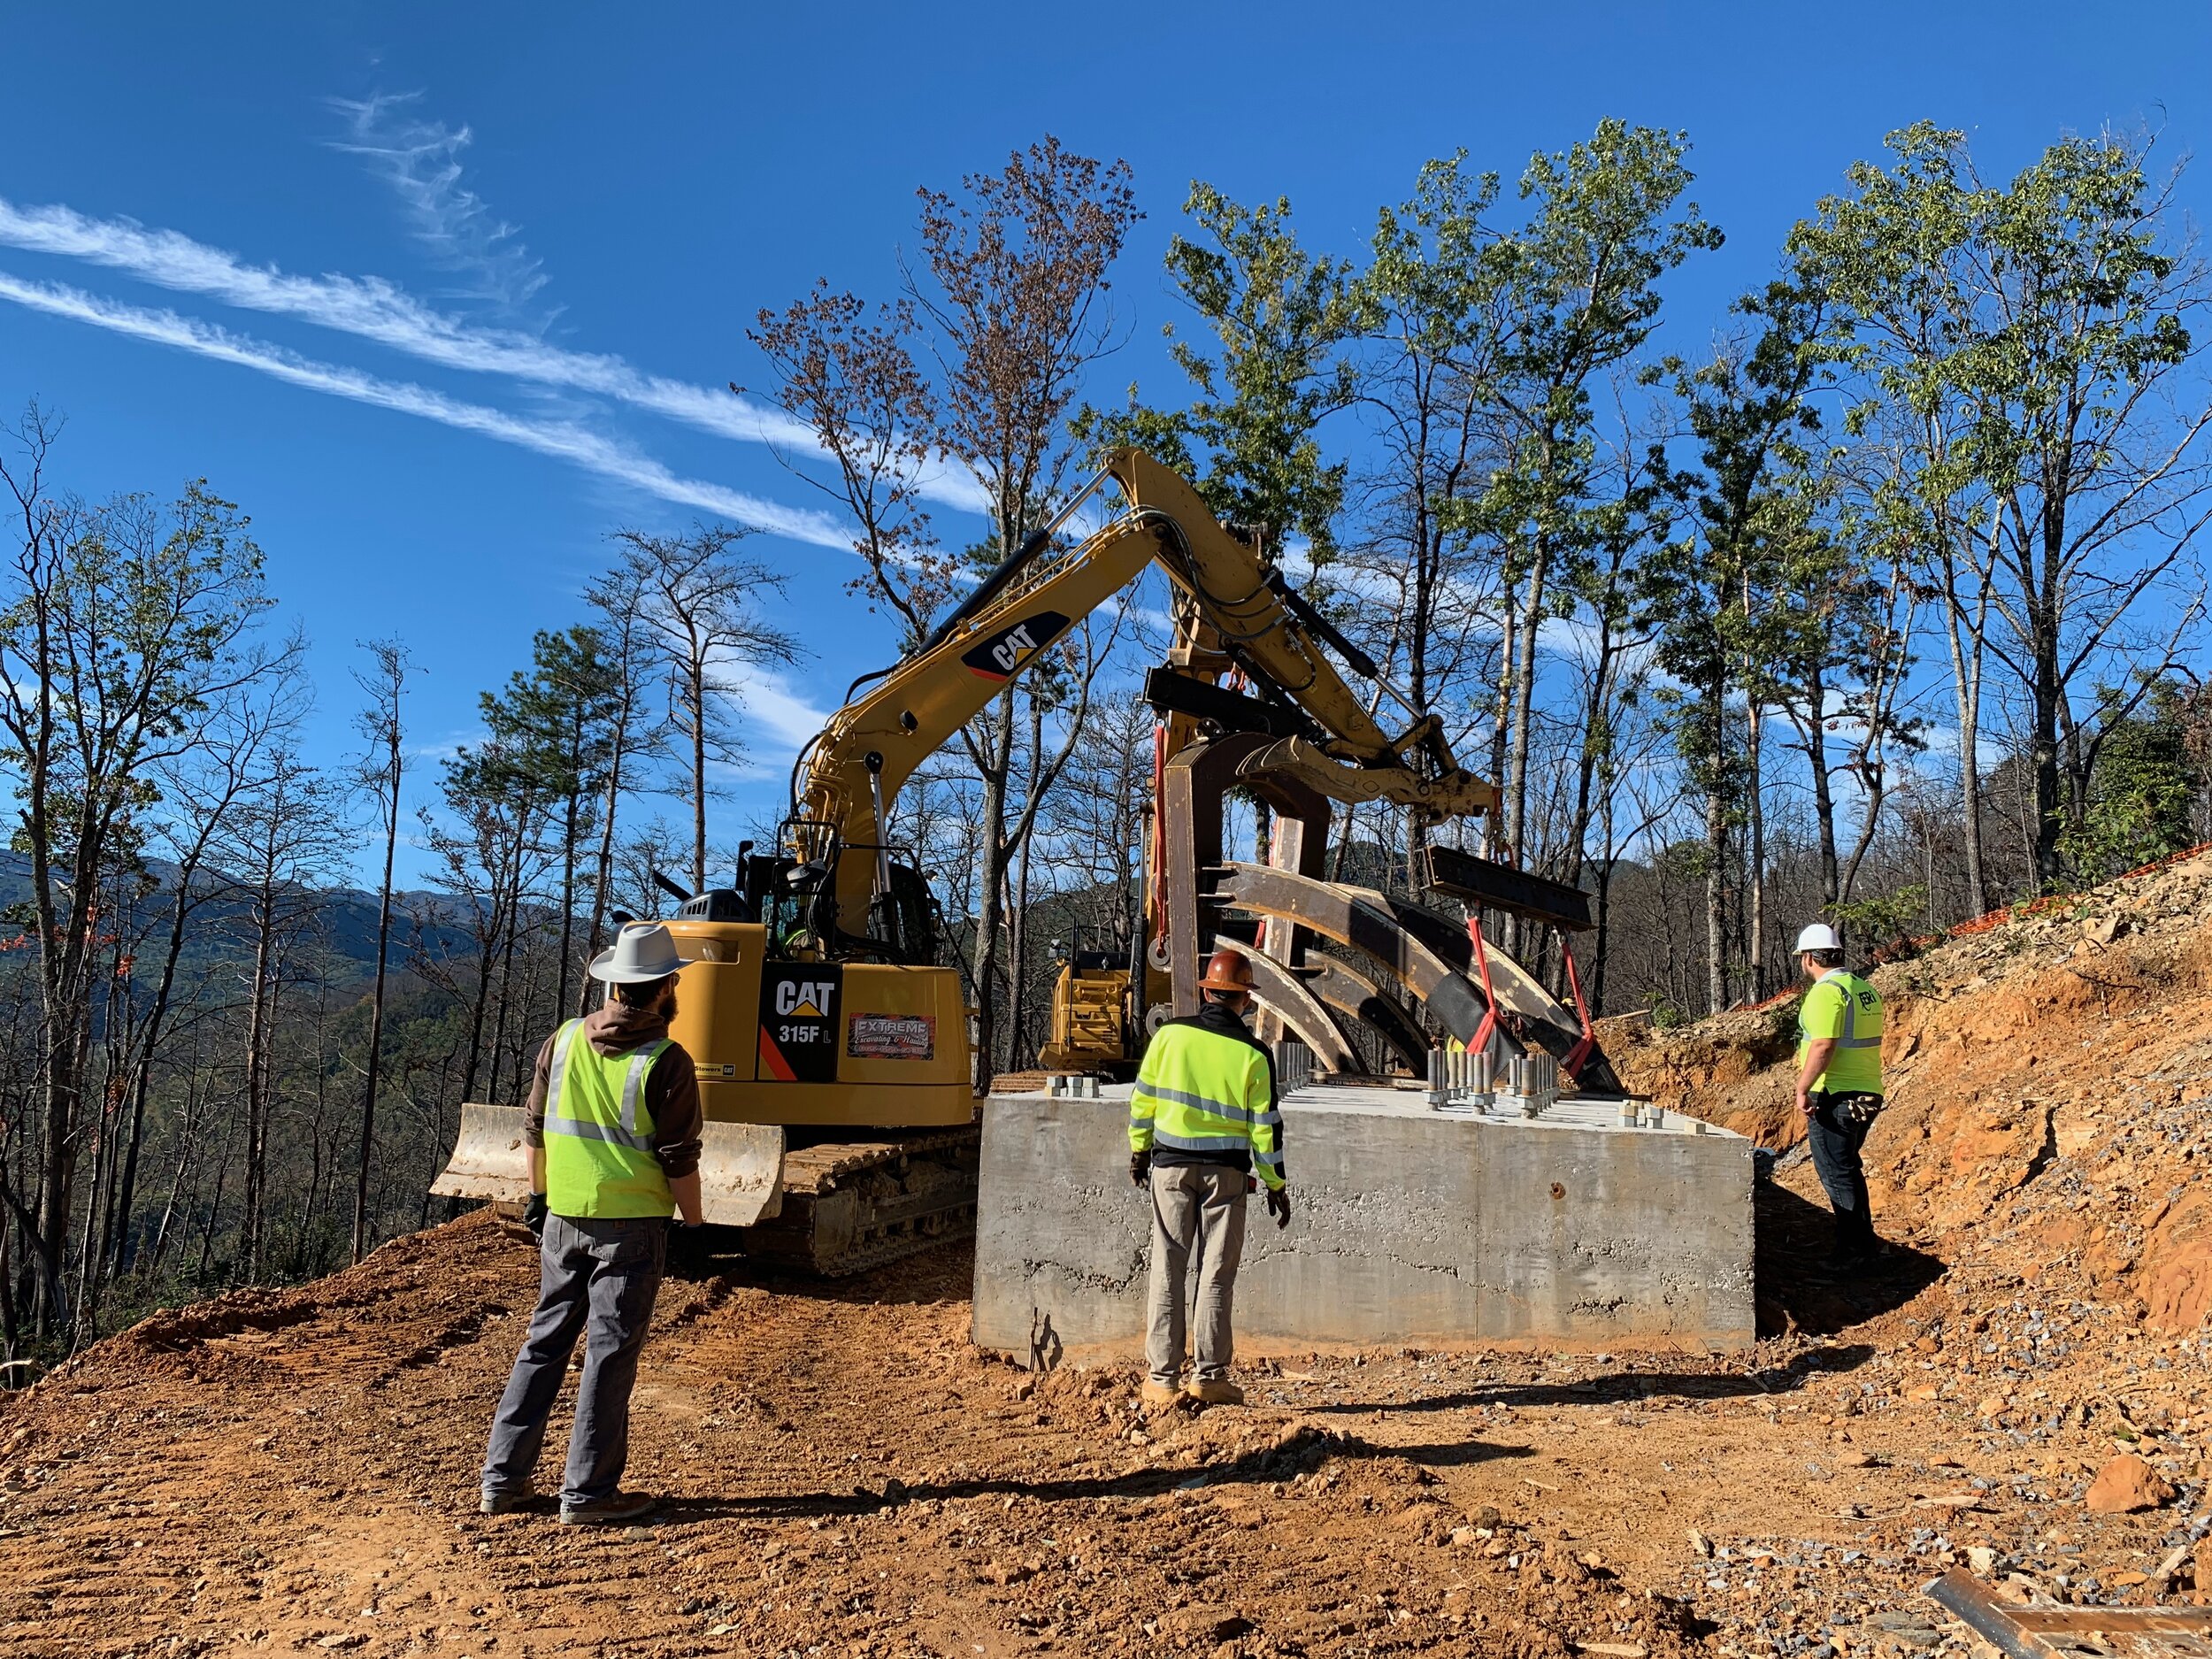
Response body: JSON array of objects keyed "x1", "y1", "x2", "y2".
[{"x1": 4, "y1": 2, "x2": 2208, "y2": 885}]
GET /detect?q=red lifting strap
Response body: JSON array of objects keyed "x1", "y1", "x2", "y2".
[
  {"x1": 1464, "y1": 916, "x2": 1500, "y2": 1058},
  {"x1": 1561, "y1": 934, "x2": 1598, "y2": 1084}
]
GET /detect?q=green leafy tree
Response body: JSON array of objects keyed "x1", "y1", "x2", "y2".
[
  {"x1": 1643, "y1": 270, "x2": 1841, "y2": 1010},
  {"x1": 480, "y1": 626, "x2": 623, "y2": 1017},
  {"x1": 1793, "y1": 122, "x2": 2212, "y2": 895},
  {"x1": 2062, "y1": 680, "x2": 2201, "y2": 877},
  {"x1": 1479, "y1": 120, "x2": 1724, "y2": 876},
  {"x1": 1079, "y1": 183, "x2": 1363, "y2": 562}
]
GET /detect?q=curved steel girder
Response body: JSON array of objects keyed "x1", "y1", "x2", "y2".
[
  {"x1": 1299, "y1": 954, "x2": 1428, "y2": 1074},
  {"x1": 1210, "y1": 939, "x2": 1359, "y2": 1072},
  {"x1": 1210, "y1": 864, "x2": 1505, "y2": 1051},
  {"x1": 1333, "y1": 883, "x2": 1574, "y2": 1027},
  {"x1": 1332, "y1": 881, "x2": 1624, "y2": 1092}
]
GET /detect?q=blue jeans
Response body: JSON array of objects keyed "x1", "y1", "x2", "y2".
[
  {"x1": 1806, "y1": 1093, "x2": 1878, "y2": 1253},
  {"x1": 481, "y1": 1213, "x2": 667, "y2": 1509}
]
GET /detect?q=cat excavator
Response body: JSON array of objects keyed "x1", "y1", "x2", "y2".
[{"x1": 434, "y1": 449, "x2": 1592, "y2": 1272}]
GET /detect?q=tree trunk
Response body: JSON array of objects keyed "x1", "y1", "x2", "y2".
[
  {"x1": 1746, "y1": 699, "x2": 1766, "y2": 1000},
  {"x1": 351, "y1": 728, "x2": 400, "y2": 1264},
  {"x1": 583, "y1": 725, "x2": 628, "y2": 1019},
  {"x1": 1486, "y1": 607, "x2": 1516, "y2": 860},
  {"x1": 556, "y1": 737, "x2": 580, "y2": 1021},
  {"x1": 1702, "y1": 691, "x2": 1729, "y2": 1016},
  {"x1": 1504, "y1": 545, "x2": 1551, "y2": 870},
  {"x1": 1944, "y1": 532, "x2": 1994, "y2": 918},
  {"x1": 968, "y1": 699, "x2": 1018, "y2": 1094},
  {"x1": 241, "y1": 895, "x2": 277, "y2": 1283},
  {"x1": 690, "y1": 657, "x2": 710, "y2": 894}
]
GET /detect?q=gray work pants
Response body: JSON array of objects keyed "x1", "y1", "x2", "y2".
[
  {"x1": 1146, "y1": 1164, "x2": 1248, "y2": 1386},
  {"x1": 481, "y1": 1212, "x2": 667, "y2": 1509}
]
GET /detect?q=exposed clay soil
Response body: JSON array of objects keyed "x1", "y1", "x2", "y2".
[{"x1": 8, "y1": 856, "x2": 2212, "y2": 1659}]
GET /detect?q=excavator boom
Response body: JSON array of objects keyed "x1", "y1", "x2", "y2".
[{"x1": 797, "y1": 449, "x2": 1494, "y2": 942}]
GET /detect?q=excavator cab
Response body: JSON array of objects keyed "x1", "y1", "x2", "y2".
[{"x1": 760, "y1": 823, "x2": 941, "y2": 969}]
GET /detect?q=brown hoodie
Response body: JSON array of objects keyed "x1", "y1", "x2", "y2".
[{"x1": 521, "y1": 1002, "x2": 703, "y2": 1180}]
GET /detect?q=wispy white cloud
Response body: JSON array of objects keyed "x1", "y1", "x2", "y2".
[
  {"x1": 0, "y1": 195, "x2": 827, "y2": 454},
  {"x1": 326, "y1": 92, "x2": 548, "y2": 316},
  {"x1": 718, "y1": 660, "x2": 833, "y2": 763},
  {"x1": 0, "y1": 271, "x2": 851, "y2": 547}
]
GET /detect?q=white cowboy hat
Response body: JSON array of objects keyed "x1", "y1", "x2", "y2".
[{"x1": 587, "y1": 921, "x2": 695, "y2": 984}]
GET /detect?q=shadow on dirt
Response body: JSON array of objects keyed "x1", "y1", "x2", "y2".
[
  {"x1": 1299, "y1": 1340, "x2": 1878, "y2": 1417},
  {"x1": 655, "y1": 1423, "x2": 1532, "y2": 1522},
  {"x1": 1755, "y1": 1180, "x2": 1944, "y2": 1337},
  {"x1": 668, "y1": 1236, "x2": 975, "y2": 1308}
]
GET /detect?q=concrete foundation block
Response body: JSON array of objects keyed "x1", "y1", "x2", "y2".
[{"x1": 971, "y1": 1085, "x2": 1754, "y2": 1365}]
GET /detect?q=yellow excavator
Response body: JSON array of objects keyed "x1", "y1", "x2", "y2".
[{"x1": 433, "y1": 449, "x2": 1495, "y2": 1271}]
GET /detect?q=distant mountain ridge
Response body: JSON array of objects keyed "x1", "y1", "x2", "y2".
[{"x1": 0, "y1": 849, "x2": 482, "y2": 989}]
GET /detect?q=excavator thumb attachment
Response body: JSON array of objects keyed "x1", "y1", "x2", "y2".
[{"x1": 431, "y1": 1103, "x2": 786, "y2": 1226}]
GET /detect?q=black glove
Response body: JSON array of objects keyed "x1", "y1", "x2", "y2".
[
  {"x1": 1265, "y1": 1187, "x2": 1292, "y2": 1231},
  {"x1": 523, "y1": 1192, "x2": 549, "y2": 1237},
  {"x1": 1130, "y1": 1149, "x2": 1152, "y2": 1187}
]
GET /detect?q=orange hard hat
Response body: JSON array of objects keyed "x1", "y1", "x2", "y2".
[{"x1": 1198, "y1": 948, "x2": 1256, "y2": 993}]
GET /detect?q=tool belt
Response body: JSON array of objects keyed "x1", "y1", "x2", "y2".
[{"x1": 1816, "y1": 1089, "x2": 1885, "y2": 1127}]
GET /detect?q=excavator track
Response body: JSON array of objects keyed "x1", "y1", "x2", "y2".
[{"x1": 735, "y1": 1126, "x2": 981, "y2": 1277}]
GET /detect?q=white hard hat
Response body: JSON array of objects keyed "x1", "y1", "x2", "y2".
[
  {"x1": 1793, "y1": 922, "x2": 1842, "y2": 955},
  {"x1": 587, "y1": 921, "x2": 695, "y2": 984}
]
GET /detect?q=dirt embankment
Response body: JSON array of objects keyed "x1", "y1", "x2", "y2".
[
  {"x1": 1612, "y1": 851, "x2": 2212, "y2": 1333},
  {"x1": 6, "y1": 856, "x2": 2212, "y2": 1658}
]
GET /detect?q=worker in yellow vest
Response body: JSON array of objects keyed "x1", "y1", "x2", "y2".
[
  {"x1": 1792, "y1": 922, "x2": 1886, "y2": 1263},
  {"x1": 1128, "y1": 948, "x2": 1289, "y2": 1409},
  {"x1": 480, "y1": 922, "x2": 705, "y2": 1525}
]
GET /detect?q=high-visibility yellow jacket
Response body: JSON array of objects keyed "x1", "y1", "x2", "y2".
[
  {"x1": 1128, "y1": 1003, "x2": 1285, "y2": 1191},
  {"x1": 1797, "y1": 969, "x2": 1884, "y2": 1096},
  {"x1": 541, "y1": 1018, "x2": 678, "y2": 1218}
]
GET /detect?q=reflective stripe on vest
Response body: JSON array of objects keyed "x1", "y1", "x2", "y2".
[
  {"x1": 1128, "y1": 1022, "x2": 1282, "y2": 1189},
  {"x1": 1818, "y1": 970, "x2": 1883, "y2": 1048},
  {"x1": 542, "y1": 1020, "x2": 675, "y2": 1218}
]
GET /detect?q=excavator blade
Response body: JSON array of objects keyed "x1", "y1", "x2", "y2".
[
  {"x1": 431, "y1": 1103, "x2": 786, "y2": 1226},
  {"x1": 430, "y1": 1103, "x2": 534, "y2": 1205},
  {"x1": 699, "y1": 1121, "x2": 786, "y2": 1225}
]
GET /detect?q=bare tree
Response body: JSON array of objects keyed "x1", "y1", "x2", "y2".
[
  {"x1": 611, "y1": 526, "x2": 799, "y2": 893},
  {"x1": 348, "y1": 639, "x2": 411, "y2": 1263},
  {"x1": 0, "y1": 411, "x2": 277, "y2": 1333},
  {"x1": 578, "y1": 567, "x2": 670, "y2": 1011},
  {"x1": 209, "y1": 750, "x2": 347, "y2": 1281}
]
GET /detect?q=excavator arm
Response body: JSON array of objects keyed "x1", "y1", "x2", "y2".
[{"x1": 794, "y1": 449, "x2": 1496, "y2": 949}]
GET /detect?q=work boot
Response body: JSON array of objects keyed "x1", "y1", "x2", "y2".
[
  {"x1": 1140, "y1": 1379, "x2": 1184, "y2": 1409},
  {"x1": 1187, "y1": 1379, "x2": 1245, "y2": 1407},
  {"x1": 479, "y1": 1484, "x2": 534, "y2": 1515},
  {"x1": 558, "y1": 1490, "x2": 657, "y2": 1527}
]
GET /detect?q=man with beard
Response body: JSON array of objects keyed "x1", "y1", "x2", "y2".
[{"x1": 479, "y1": 921, "x2": 704, "y2": 1525}]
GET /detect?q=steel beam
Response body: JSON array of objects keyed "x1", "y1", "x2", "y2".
[
  {"x1": 1210, "y1": 939, "x2": 1360, "y2": 1072},
  {"x1": 1924, "y1": 1568, "x2": 2212, "y2": 1659},
  {"x1": 1298, "y1": 954, "x2": 1428, "y2": 1074},
  {"x1": 1212, "y1": 864, "x2": 1622, "y2": 1091},
  {"x1": 1162, "y1": 733, "x2": 1332, "y2": 1019},
  {"x1": 1420, "y1": 843, "x2": 1594, "y2": 932},
  {"x1": 1208, "y1": 864, "x2": 1504, "y2": 1050}
]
